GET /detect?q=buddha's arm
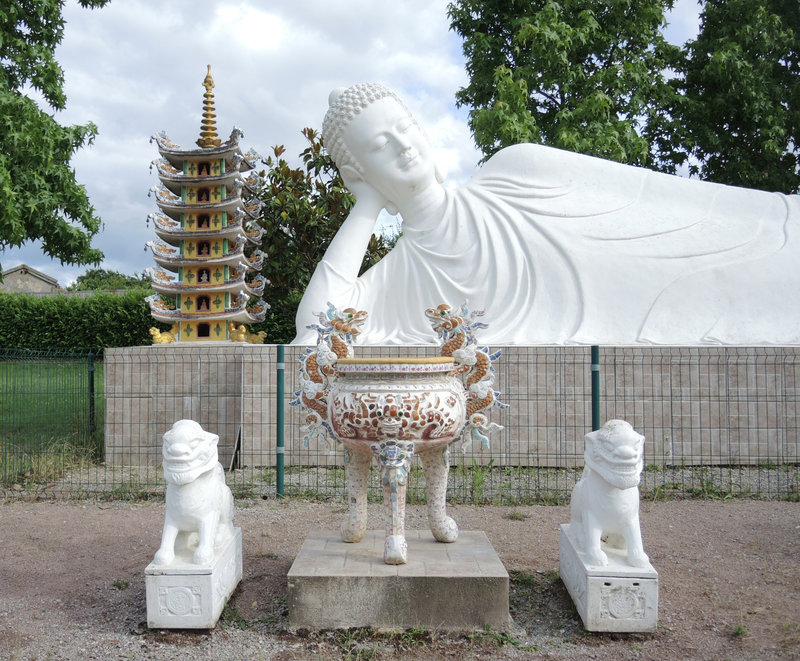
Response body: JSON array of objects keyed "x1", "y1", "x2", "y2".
[{"x1": 294, "y1": 197, "x2": 381, "y2": 337}]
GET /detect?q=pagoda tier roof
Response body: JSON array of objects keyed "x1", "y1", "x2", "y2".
[
  {"x1": 146, "y1": 293, "x2": 268, "y2": 324},
  {"x1": 153, "y1": 166, "x2": 264, "y2": 198},
  {"x1": 150, "y1": 129, "x2": 261, "y2": 172},
  {"x1": 146, "y1": 241, "x2": 264, "y2": 271},
  {"x1": 149, "y1": 212, "x2": 246, "y2": 242},
  {"x1": 152, "y1": 159, "x2": 242, "y2": 195},
  {"x1": 150, "y1": 185, "x2": 262, "y2": 222},
  {"x1": 235, "y1": 172, "x2": 264, "y2": 196},
  {"x1": 146, "y1": 268, "x2": 267, "y2": 297},
  {"x1": 244, "y1": 224, "x2": 264, "y2": 244}
]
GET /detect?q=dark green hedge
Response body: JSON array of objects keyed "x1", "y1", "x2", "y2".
[{"x1": 0, "y1": 289, "x2": 165, "y2": 350}]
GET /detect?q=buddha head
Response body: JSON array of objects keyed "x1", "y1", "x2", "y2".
[{"x1": 322, "y1": 83, "x2": 442, "y2": 209}]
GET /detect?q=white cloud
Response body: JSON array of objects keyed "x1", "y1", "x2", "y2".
[{"x1": 211, "y1": 5, "x2": 287, "y2": 51}]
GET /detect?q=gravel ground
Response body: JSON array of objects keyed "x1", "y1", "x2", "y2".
[{"x1": 0, "y1": 498, "x2": 798, "y2": 660}]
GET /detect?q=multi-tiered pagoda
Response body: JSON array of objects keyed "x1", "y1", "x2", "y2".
[{"x1": 146, "y1": 66, "x2": 268, "y2": 342}]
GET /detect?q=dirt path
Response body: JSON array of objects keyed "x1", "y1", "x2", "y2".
[{"x1": 0, "y1": 498, "x2": 798, "y2": 660}]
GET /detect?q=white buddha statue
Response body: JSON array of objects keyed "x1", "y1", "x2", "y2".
[{"x1": 294, "y1": 83, "x2": 800, "y2": 346}]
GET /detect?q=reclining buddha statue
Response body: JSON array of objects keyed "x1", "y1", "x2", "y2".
[{"x1": 295, "y1": 83, "x2": 800, "y2": 346}]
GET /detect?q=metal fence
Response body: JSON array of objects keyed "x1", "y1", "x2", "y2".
[
  {"x1": 2, "y1": 345, "x2": 798, "y2": 501},
  {"x1": 0, "y1": 348, "x2": 103, "y2": 495}
]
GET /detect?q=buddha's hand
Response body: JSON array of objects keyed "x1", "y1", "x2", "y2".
[{"x1": 341, "y1": 171, "x2": 388, "y2": 217}]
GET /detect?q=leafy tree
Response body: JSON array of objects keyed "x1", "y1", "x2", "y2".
[
  {"x1": 0, "y1": 0, "x2": 109, "y2": 275},
  {"x1": 253, "y1": 128, "x2": 391, "y2": 343},
  {"x1": 67, "y1": 268, "x2": 151, "y2": 291},
  {"x1": 677, "y1": 0, "x2": 800, "y2": 193},
  {"x1": 447, "y1": 0, "x2": 682, "y2": 167}
]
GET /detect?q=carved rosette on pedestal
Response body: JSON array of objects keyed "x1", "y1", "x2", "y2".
[{"x1": 292, "y1": 302, "x2": 505, "y2": 564}]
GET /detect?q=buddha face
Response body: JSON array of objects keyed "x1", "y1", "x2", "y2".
[{"x1": 342, "y1": 96, "x2": 437, "y2": 205}]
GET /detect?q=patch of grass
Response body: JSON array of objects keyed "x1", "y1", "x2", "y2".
[
  {"x1": 220, "y1": 603, "x2": 249, "y2": 630},
  {"x1": 230, "y1": 483, "x2": 256, "y2": 500},
  {"x1": 467, "y1": 624, "x2": 537, "y2": 651},
  {"x1": 786, "y1": 471, "x2": 800, "y2": 503},
  {"x1": 0, "y1": 357, "x2": 104, "y2": 460},
  {"x1": 100, "y1": 485, "x2": 157, "y2": 502},
  {"x1": 397, "y1": 625, "x2": 429, "y2": 647},
  {"x1": 504, "y1": 509, "x2": 530, "y2": 521},
  {"x1": 260, "y1": 467, "x2": 276, "y2": 485},
  {"x1": 780, "y1": 622, "x2": 800, "y2": 648},
  {"x1": 731, "y1": 624, "x2": 748, "y2": 637},
  {"x1": 648, "y1": 482, "x2": 684, "y2": 501},
  {"x1": 452, "y1": 458, "x2": 496, "y2": 504},
  {"x1": 511, "y1": 570, "x2": 539, "y2": 589},
  {"x1": 1, "y1": 437, "x2": 93, "y2": 488},
  {"x1": 282, "y1": 487, "x2": 335, "y2": 502},
  {"x1": 687, "y1": 467, "x2": 735, "y2": 500},
  {"x1": 472, "y1": 458, "x2": 494, "y2": 503},
  {"x1": 404, "y1": 466, "x2": 428, "y2": 504},
  {"x1": 330, "y1": 626, "x2": 433, "y2": 658},
  {"x1": 112, "y1": 579, "x2": 129, "y2": 590},
  {"x1": 334, "y1": 628, "x2": 379, "y2": 661},
  {"x1": 529, "y1": 490, "x2": 568, "y2": 506}
]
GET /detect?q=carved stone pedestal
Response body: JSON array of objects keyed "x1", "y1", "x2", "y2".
[
  {"x1": 145, "y1": 527, "x2": 242, "y2": 629},
  {"x1": 559, "y1": 524, "x2": 658, "y2": 632}
]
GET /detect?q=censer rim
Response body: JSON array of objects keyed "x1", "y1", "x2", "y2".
[{"x1": 336, "y1": 356, "x2": 455, "y2": 365}]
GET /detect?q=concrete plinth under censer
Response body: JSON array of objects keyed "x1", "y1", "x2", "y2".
[
  {"x1": 287, "y1": 530, "x2": 510, "y2": 631},
  {"x1": 559, "y1": 524, "x2": 658, "y2": 632}
]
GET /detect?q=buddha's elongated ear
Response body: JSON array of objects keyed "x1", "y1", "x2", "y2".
[{"x1": 339, "y1": 164, "x2": 364, "y2": 190}]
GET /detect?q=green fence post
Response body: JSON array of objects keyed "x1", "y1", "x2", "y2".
[
  {"x1": 87, "y1": 351, "x2": 96, "y2": 438},
  {"x1": 276, "y1": 344, "x2": 285, "y2": 497},
  {"x1": 591, "y1": 345, "x2": 600, "y2": 431}
]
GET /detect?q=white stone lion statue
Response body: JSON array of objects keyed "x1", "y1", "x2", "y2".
[
  {"x1": 152, "y1": 420, "x2": 235, "y2": 566},
  {"x1": 568, "y1": 419, "x2": 649, "y2": 568}
]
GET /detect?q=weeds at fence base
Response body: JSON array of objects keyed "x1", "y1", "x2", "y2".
[
  {"x1": 1, "y1": 437, "x2": 94, "y2": 490},
  {"x1": 3, "y1": 460, "x2": 799, "y2": 504}
]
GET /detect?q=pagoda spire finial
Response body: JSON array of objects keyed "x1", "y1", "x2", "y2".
[{"x1": 197, "y1": 64, "x2": 222, "y2": 148}]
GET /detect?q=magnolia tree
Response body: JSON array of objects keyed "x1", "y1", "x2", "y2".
[{"x1": 254, "y1": 128, "x2": 392, "y2": 343}]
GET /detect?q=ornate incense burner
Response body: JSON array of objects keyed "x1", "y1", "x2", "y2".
[
  {"x1": 294, "y1": 302, "x2": 504, "y2": 564},
  {"x1": 330, "y1": 357, "x2": 466, "y2": 563}
]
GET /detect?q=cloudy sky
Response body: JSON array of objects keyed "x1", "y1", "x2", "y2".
[{"x1": 2, "y1": 0, "x2": 700, "y2": 287}]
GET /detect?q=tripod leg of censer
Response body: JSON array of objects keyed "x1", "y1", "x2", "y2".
[
  {"x1": 421, "y1": 446, "x2": 458, "y2": 543},
  {"x1": 382, "y1": 464, "x2": 408, "y2": 564},
  {"x1": 373, "y1": 440, "x2": 414, "y2": 564},
  {"x1": 340, "y1": 447, "x2": 372, "y2": 543}
]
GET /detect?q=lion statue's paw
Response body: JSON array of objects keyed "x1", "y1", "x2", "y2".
[{"x1": 628, "y1": 549, "x2": 650, "y2": 568}]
